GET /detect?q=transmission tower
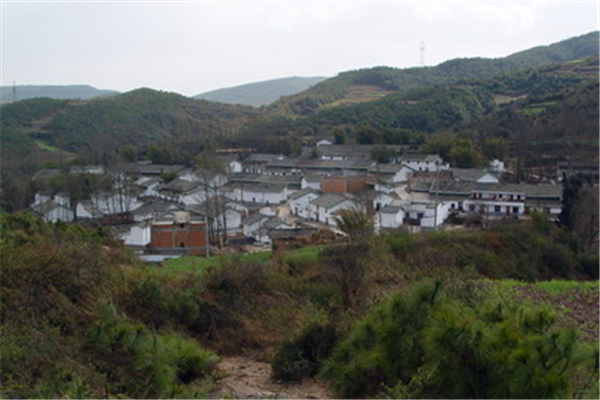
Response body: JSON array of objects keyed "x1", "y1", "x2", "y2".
[
  {"x1": 420, "y1": 41, "x2": 426, "y2": 67},
  {"x1": 12, "y1": 80, "x2": 17, "y2": 102}
]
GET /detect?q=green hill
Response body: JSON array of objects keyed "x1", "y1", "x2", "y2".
[
  {"x1": 0, "y1": 85, "x2": 119, "y2": 102},
  {"x1": 194, "y1": 76, "x2": 327, "y2": 107},
  {"x1": 267, "y1": 31, "x2": 599, "y2": 117}
]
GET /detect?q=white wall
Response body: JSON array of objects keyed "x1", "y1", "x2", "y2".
[
  {"x1": 381, "y1": 210, "x2": 405, "y2": 228},
  {"x1": 121, "y1": 224, "x2": 151, "y2": 246}
]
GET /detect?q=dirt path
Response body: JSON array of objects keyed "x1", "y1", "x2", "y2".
[{"x1": 208, "y1": 356, "x2": 334, "y2": 399}]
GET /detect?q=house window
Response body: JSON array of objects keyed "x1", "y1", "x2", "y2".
[
  {"x1": 513, "y1": 206, "x2": 519, "y2": 214},
  {"x1": 469, "y1": 204, "x2": 476, "y2": 212},
  {"x1": 494, "y1": 205, "x2": 501, "y2": 213},
  {"x1": 180, "y1": 242, "x2": 185, "y2": 248},
  {"x1": 417, "y1": 212, "x2": 424, "y2": 220}
]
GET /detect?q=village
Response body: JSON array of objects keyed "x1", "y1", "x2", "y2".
[{"x1": 29, "y1": 141, "x2": 569, "y2": 261}]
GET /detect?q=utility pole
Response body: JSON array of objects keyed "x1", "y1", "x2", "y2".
[{"x1": 420, "y1": 41, "x2": 426, "y2": 67}]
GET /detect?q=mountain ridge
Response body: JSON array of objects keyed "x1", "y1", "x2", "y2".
[
  {"x1": 0, "y1": 84, "x2": 119, "y2": 102},
  {"x1": 194, "y1": 76, "x2": 328, "y2": 107}
]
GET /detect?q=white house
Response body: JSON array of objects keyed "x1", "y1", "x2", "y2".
[
  {"x1": 420, "y1": 201, "x2": 453, "y2": 229},
  {"x1": 135, "y1": 177, "x2": 163, "y2": 197},
  {"x1": 399, "y1": 154, "x2": 449, "y2": 172},
  {"x1": 242, "y1": 213, "x2": 270, "y2": 237},
  {"x1": 75, "y1": 201, "x2": 104, "y2": 219},
  {"x1": 91, "y1": 191, "x2": 142, "y2": 215},
  {"x1": 489, "y1": 159, "x2": 505, "y2": 173},
  {"x1": 369, "y1": 164, "x2": 414, "y2": 183},
  {"x1": 380, "y1": 205, "x2": 405, "y2": 229},
  {"x1": 309, "y1": 193, "x2": 357, "y2": 226},
  {"x1": 316, "y1": 139, "x2": 333, "y2": 146},
  {"x1": 119, "y1": 223, "x2": 151, "y2": 247},
  {"x1": 228, "y1": 183, "x2": 289, "y2": 205},
  {"x1": 31, "y1": 201, "x2": 74, "y2": 223},
  {"x1": 288, "y1": 188, "x2": 322, "y2": 219},
  {"x1": 451, "y1": 168, "x2": 500, "y2": 184}
]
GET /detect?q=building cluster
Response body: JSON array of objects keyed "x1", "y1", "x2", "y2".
[{"x1": 29, "y1": 143, "x2": 564, "y2": 259}]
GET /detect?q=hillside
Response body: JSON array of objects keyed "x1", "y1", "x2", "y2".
[
  {"x1": 194, "y1": 76, "x2": 327, "y2": 107},
  {"x1": 0, "y1": 84, "x2": 119, "y2": 102},
  {"x1": 267, "y1": 31, "x2": 599, "y2": 117},
  {"x1": 1, "y1": 213, "x2": 598, "y2": 399},
  {"x1": 0, "y1": 89, "x2": 258, "y2": 211}
]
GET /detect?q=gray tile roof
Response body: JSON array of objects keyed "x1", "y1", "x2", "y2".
[
  {"x1": 451, "y1": 168, "x2": 497, "y2": 182},
  {"x1": 288, "y1": 188, "x2": 321, "y2": 200},
  {"x1": 243, "y1": 212, "x2": 270, "y2": 226},
  {"x1": 311, "y1": 193, "x2": 352, "y2": 209},
  {"x1": 160, "y1": 179, "x2": 201, "y2": 194},
  {"x1": 381, "y1": 205, "x2": 404, "y2": 214}
]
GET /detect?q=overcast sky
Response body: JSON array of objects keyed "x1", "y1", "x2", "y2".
[{"x1": 1, "y1": 1, "x2": 598, "y2": 96}]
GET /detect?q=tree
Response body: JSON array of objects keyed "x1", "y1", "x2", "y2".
[
  {"x1": 570, "y1": 182, "x2": 599, "y2": 252},
  {"x1": 449, "y1": 139, "x2": 484, "y2": 168},
  {"x1": 195, "y1": 147, "x2": 227, "y2": 247},
  {"x1": 557, "y1": 174, "x2": 582, "y2": 230},
  {"x1": 310, "y1": 147, "x2": 321, "y2": 160},
  {"x1": 335, "y1": 208, "x2": 374, "y2": 241},
  {"x1": 119, "y1": 144, "x2": 137, "y2": 162},
  {"x1": 319, "y1": 241, "x2": 370, "y2": 310},
  {"x1": 333, "y1": 128, "x2": 347, "y2": 144},
  {"x1": 356, "y1": 124, "x2": 381, "y2": 145}
]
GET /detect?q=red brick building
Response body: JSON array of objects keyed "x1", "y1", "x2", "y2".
[
  {"x1": 322, "y1": 176, "x2": 369, "y2": 194},
  {"x1": 149, "y1": 212, "x2": 207, "y2": 255}
]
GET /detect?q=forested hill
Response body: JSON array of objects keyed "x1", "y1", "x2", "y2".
[
  {"x1": 0, "y1": 88, "x2": 258, "y2": 211},
  {"x1": 0, "y1": 85, "x2": 119, "y2": 102},
  {"x1": 194, "y1": 76, "x2": 327, "y2": 107},
  {"x1": 1, "y1": 88, "x2": 257, "y2": 158},
  {"x1": 267, "y1": 31, "x2": 599, "y2": 117}
]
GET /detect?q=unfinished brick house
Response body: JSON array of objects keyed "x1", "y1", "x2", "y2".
[{"x1": 149, "y1": 211, "x2": 207, "y2": 255}]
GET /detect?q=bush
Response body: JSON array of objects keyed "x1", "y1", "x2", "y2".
[
  {"x1": 272, "y1": 323, "x2": 338, "y2": 382},
  {"x1": 321, "y1": 280, "x2": 599, "y2": 399}
]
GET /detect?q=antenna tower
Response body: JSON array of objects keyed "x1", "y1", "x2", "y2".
[
  {"x1": 12, "y1": 80, "x2": 17, "y2": 102},
  {"x1": 419, "y1": 41, "x2": 426, "y2": 66}
]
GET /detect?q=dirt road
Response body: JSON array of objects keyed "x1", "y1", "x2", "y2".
[{"x1": 208, "y1": 356, "x2": 334, "y2": 399}]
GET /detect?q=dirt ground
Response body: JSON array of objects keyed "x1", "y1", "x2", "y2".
[{"x1": 208, "y1": 356, "x2": 334, "y2": 399}]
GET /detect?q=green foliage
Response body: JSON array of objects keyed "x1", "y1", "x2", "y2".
[
  {"x1": 334, "y1": 208, "x2": 374, "y2": 241},
  {"x1": 88, "y1": 302, "x2": 216, "y2": 398},
  {"x1": 333, "y1": 127, "x2": 347, "y2": 144},
  {"x1": 320, "y1": 242, "x2": 371, "y2": 309},
  {"x1": 321, "y1": 280, "x2": 599, "y2": 399},
  {"x1": 321, "y1": 281, "x2": 443, "y2": 397},
  {"x1": 383, "y1": 229, "x2": 416, "y2": 257},
  {"x1": 0, "y1": 214, "x2": 216, "y2": 398},
  {"x1": 271, "y1": 323, "x2": 338, "y2": 382},
  {"x1": 558, "y1": 174, "x2": 583, "y2": 230}
]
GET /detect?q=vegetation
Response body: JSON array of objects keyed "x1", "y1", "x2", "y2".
[
  {"x1": 0, "y1": 214, "x2": 217, "y2": 398},
  {"x1": 321, "y1": 280, "x2": 598, "y2": 399},
  {"x1": 1, "y1": 213, "x2": 597, "y2": 398}
]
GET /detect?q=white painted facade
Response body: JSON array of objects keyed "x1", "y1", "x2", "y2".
[
  {"x1": 289, "y1": 191, "x2": 321, "y2": 219},
  {"x1": 120, "y1": 223, "x2": 151, "y2": 246},
  {"x1": 231, "y1": 186, "x2": 288, "y2": 205},
  {"x1": 380, "y1": 207, "x2": 405, "y2": 229},
  {"x1": 310, "y1": 198, "x2": 357, "y2": 226}
]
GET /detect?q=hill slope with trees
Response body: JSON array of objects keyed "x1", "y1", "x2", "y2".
[{"x1": 195, "y1": 76, "x2": 327, "y2": 107}]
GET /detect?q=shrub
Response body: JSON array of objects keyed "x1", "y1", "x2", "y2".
[
  {"x1": 321, "y1": 280, "x2": 599, "y2": 399},
  {"x1": 272, "y1": 323, "x2": 338, "y2": 382}
]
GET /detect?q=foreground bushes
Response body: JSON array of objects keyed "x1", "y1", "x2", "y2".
[
  {"x1": 321, "y1": 280, "x2": 599, "y2": 399},
  {"x1": 0, "y1": 214, "x2": 216, "y2": 398}
]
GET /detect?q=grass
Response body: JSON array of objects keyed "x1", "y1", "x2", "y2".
[
  {"x1": 497, "y1": 279, "x2": 598, "y2": 295},
  {"x1": 148, "y1": 245, "x2": 329, "y2": 279},
  {"x1": 34, "y1": 140, "x2": 62, "y2": 152}
]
